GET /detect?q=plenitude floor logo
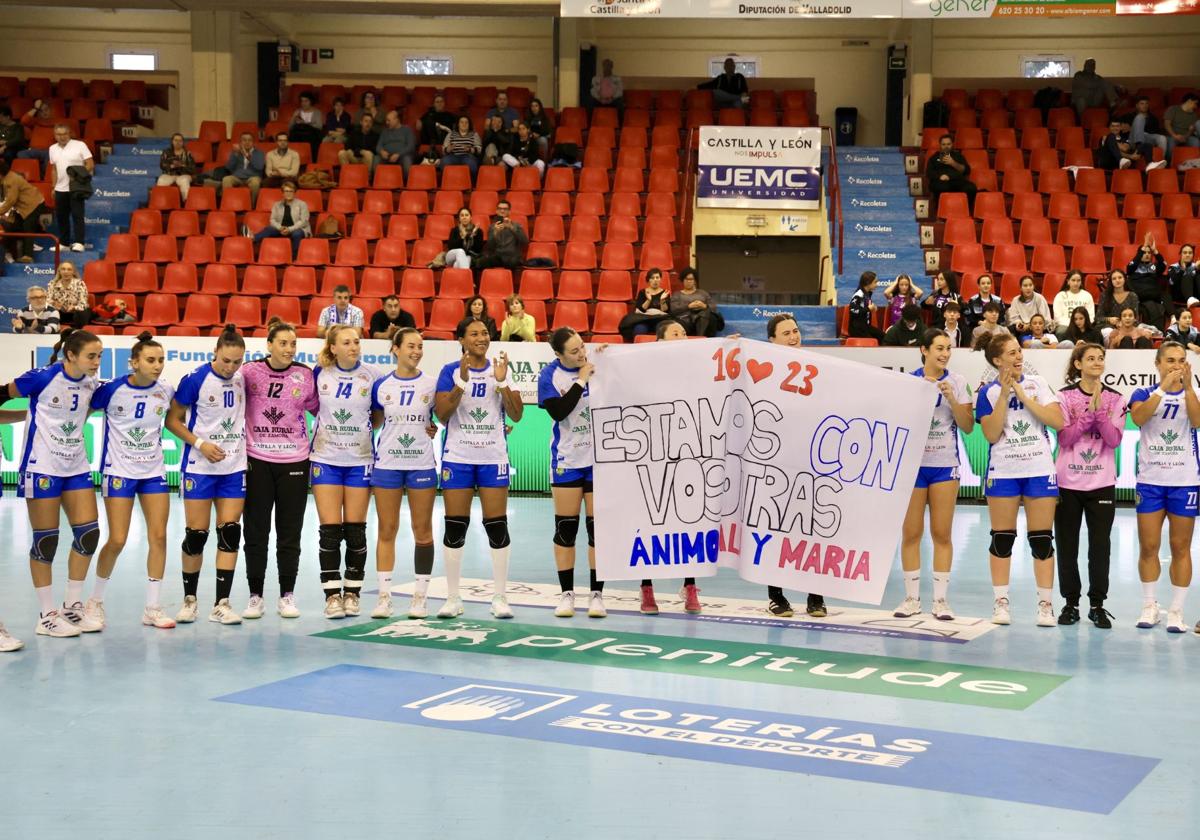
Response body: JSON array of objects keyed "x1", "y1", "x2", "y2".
[{"x1": 315, "y1": 618, "x2": 1068, "y2": 710}]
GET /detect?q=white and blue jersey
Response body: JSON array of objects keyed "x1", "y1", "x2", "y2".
[
  {"x1": 914, "y1": 367, "x2": 969, "y2": 469},
  {"x1": 1129, "y1": 387, "x2": 1200, "y2": 487},
  {"x1": 15, "y1": 362, "x2": 96, "y2": 478},
  {"x1": 436, "y1": 360, "x2": 510, "y2": 466},
  {"x1": 538, "y1": 359, "x2": 592, "y2": 472},
  {"x1": 975, "y1": 374, "x2": 1058, "y2": 479},
  {"x1": 372, "y1": 372, "x2": 437, "y2": 471},
  {"x1": 92, "y1": 376, "x2": 173, "y2": 480},
  {"x1": 312, "y1": 363, "x2": 379, "y2": 468},
  {"x1": 174, "y1": 363, "x2": 246, "y2": 476}
]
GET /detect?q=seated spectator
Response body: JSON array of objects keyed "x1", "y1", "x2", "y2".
[
  {"x1": 670, "y1": 267, "x2": 722, "y2": 337},
  {"x1": 474, "y1": 200, "x2": 527, "y2": 269},
  {"x1": 1097, "y1": 118, "x2": 1166, "y2": 171},
  {"x1": 1165, "y1": 308, "x2": 1200, "y2": 352},
  {"x1": 1022, "y1": 314, "x2": 1059, "y2": 349},
  {"x1": 456, "y1": 295, "x2": 498, "y2": 340},
  {"x1": 1007, "y1": 275, "x2": 1052, "y2": 337},
  {"x1": 221, "y1": 132, "x2": 265, "y2": 205},
  {"x1": 1124, "y1": 96, "x2": 1168, "y2": 154},
  {"x1": 157, "y1": 132, "x2": 196, "y2": 201},
  {"x1": 486, "y1": 92, "x2": 520, "y2": 130},
  {"x1": 942, "y1": 300, "x2": 966, "y2": 348},
  {"x1": 317, "y1": 284, "x2": 365, "y2": 339},
  {"x1": 1126, "y1": 235, "x2": 1168, "y2": 328},
  {"x1": 47, "y1": 260, "x2": 90, "y2": 328},
  {"x1": 926, "y1": 134, "x2": 976, "y2": 209},
  {"x1": 444, "y1": 207, "x2": 484, "y2": 269},
  {"x1": 288, "y1": 91, "x2": 323, "y2": 159},
  {"x1": 1070, "y1": 58, "x2": 1117, "y2": 117},
  {"x1": 0, "y1": 105, "x2": 26, "y2": 162},
  {"x1": 1167, "y1": 243, "x2": 1198, "y2": 313},
  {"x1": 1062, "y1": 306, "x2": 1104, "y2": 348},
  {"x1": 264, "y1": 133, "x2": 301, "y2": 189},
  {"x1": 0, "y1": 157, "x2": 49, "y2": 264},
  {"x1": 1096, "y1": 269, "x2": 1139, "y2": 341},
  {"x1": 375, "y1": 109, "x2": 416, "y2": 175},
  {"x1": 338, "y1": 114, "x2": 379, "y2": 167},
  {"x1": 253, "y1": 181, "x2": 309, "y2": 259},
  {"x1": 440, "y1": 115, "x2": 482, "y2": 176},
  {"x1": 1107, "y1": 305, "x2": 1152, "y2": 348},
  {"x1": 369, "y1": 294, "x2": 416, "y2": 340},
  {"x1": 11, "y1": 285, "x2": 59, "y2": 334},
  {"x1": 501, "y1": 122, "x2": 544, "y2": 174},
  {"x1": 91, "y1": 296, "x2": 135, "y2": 325},
  {"x1": 356, "y1": 91, "x2": 381, "y2": 127},
  {"x1": 619, "y1": 267, "x2": 672, "y2": 341},
  {"x1": 971, "y1": 301, "x2": 1009, "y2": 349},
  {"x1": 1163, "y1": 93, "x2": 1200, "y2": 156},
  {"x1": 847, "y1": 271, "x2": 886, "y2": 342},
  {"x1": 962, "y1": 273, "x2": 1005, "y2": 335},
  {"x1": 526, "y1": 98, "x2": 554, "y2": 159},
  {"x1": 768, "y1": 313, "x2": 802, "y2": 346},
  {"x1": 883, "y1": 273, "x2": 922, "y2": 326},
  {"x1": 1051, "y1": 270, "x2": 1095, "y2": 339},
  {"x1": 419, "y1": 94, "x2": 456, "y2": 148},
  {"x1": 922, "y1": 269, "x2": 961, "y2": 329},
  {"x1": 699, "y1": 57, "x2": 749, "y2": 109},
  {"x1": 481, "y1": 114, "x2": 513, "y2": 166},
  {"x1": 883, "y1": 304, "x2": 925, "y2": 347},
  {"x1": 500, "y1": 294, "x2": 537, "y2": 342},
  {"x1": 591, "y1": 59, "x2": 624, "y2": 111},
  {"x1": 48, "y1": 123, "x2": 93, "y2": 254},
  {"x1": 15, "y1": 99, "x2": 57, "y2": 168},
  {"x1": 322, "y1": 97, "x2": 351, "y2": 144}
]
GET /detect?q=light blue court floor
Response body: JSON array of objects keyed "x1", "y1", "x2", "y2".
[{"x1": 1, "y1": 495, "x2": 1197, "y2": 839}]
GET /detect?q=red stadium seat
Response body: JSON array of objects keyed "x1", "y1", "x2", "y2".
[
  {"x1": 592, "y1": 302, "x2": 627, "y2": 334},
  {"x1": 180, "y1": 294, "x2": 222, "y2": 327},
  {"x1": 556, "y1": 270, "x2": 593, "y2": 301},
  {"x1": 427, "y1": 299, "x2": 464, "y2": 333},
  {"x1": 166, "y1": 211, "x2": 201, "y2": 238},
  {"x1": 518, "y1": 269, "x2": 554, "y2": 301},
  {"x1": 181, "y1": 235, "x2": 216, "y2": 265},
  {"x1": 510, "y1": 167, "x2": 543, "y2": 192},
  {"x1": 645, "y1": 193, "x2": 677, "y2": 217},
  {"x1": 142, "y1": 235, "x2": 178, "y2": 264},
  {"x1": 387, "y1": 215, "x2": 420, "y2": 241},
  {"x1": 1036, "y1": 169, "x2": 1070, "y2": 195},
  {"x1": 357, "y1": 268, "x2": 395, "y2": 299},
  {"x1": 1161, "y1": 193, "x2": 1194, "y2": 221},
  {"x1": 1134, "y1": 218, "x2": 1170, "y2": 247},
  {"x1": 161, "y1": 263, "x2": 199, "y2": 294},
  {"x1": 225, "y1": 296, "x2": 262, "y2": 329},
  {"x1": 610, "y1": 193, "x2": 641, "y2": 218},
  {"x1": 1018, "y1": 218, "x2": 1053, "y2": 247},
  {"x1": 295, "y1": 238, "x2": 331, "y2": 267},
  {"x1": 220, "y1": 187, "x2": 252, "y2": 213},
  {"x1": 1010, "y1": 192, "x2": 1045, "y2": 220},
  {"x1": 1048, "y1": 193, "x2": 1082, "y2": 220},
  {"x1": 1095, "y1": 218, "x2": 1130, "y2": 248},
  {"x1": 265, "y1": 296, "x2": 302, "y2": 327},
  {"x1": 1122, "y1": 194, "x2": 1157, "y2": 220},
  {"x1": 545, "y1": 169, "x2": 576, "y2": 192},
  {"x1": 1001, "y1": 169, "x2": 1034, "y2": 195},
  {"x1": 439, "y1": 268, "x2": 475, "y2": 299},
  {"x1": 1073, "y1": 169, "x2": 1108, "y2": 196},
  {"x1": 1070, "y1": 244, "x2": 1108, "y2": 275},
  {"x1": 138, "y1": 294, "x2": 180, "y2": 328},
  {"x1": 563, "y1": 242, "x2": 598, "y2": 270},
  {"x1": 613, "y1": 169, "x2": 645, "y2": 193},
  {"x1": 605, "y1": 215, "x2": 639, "y2": 244},
  {"x1": 204, "y1": 211, "x2": 238, "y2": 239},
  {"x1": 397, "y1": 191, "x2": 429, "y2": 215},
  {"x1": 1056, "y1": 218, "x2": 1092, "y2": 247},
  {"x1": 279, "y1": 266, "x2": 317, "y2": 297},
  {"x1": 409, "y1": 239, "x2": 442, "y2": 268},
  {"x1": 361, "y1": 191, "x2": 392, "y2": 215},
  {"x1": 373, "y1": 166, "x2": 405, "y2": 190},
  {"x1": 398, "y1": 299, "x2": 425, "y2": 329},
  {"x1": 1174, "y1": 217, "x2": 1200, "y2": 243},
  {"x1": 218, "y1": 236, "x2": 254, "y2": 265},
  {"x1": 574, "y1": 193, "x2": 606, "y2": 217},
  {"x1": 479, "y1": 268, "x2": 514, "y2": 299},
  {"x1": 320, "y1": 266, "x2": 357, "y2": 296},
  {"x1": 334, "y1": 238, "x2": 369, "y2": 267},
  {"x1": 596, "y1": 270, "x2": 632, "y2": 302},
  {"x1": 84, "y1": 260, "x2": 118, "y2": 293},
  {"x1": 475, "y1": 166, "x2": 507, "y2": 192},
  {"x1": 350, "y1": 213, "x2": 384, "y2": 241},
  {"x1": 992, "y1": 148, "x2": 1025, "y2": 172},
  {"x1": 568, "y1": 215, "x2": 601, "y2": 243},
  {"x1": 200, "y1": 264, "x2": 237, "y2": 295},
  {"x1": 533, "y1": 215, "x2": 566, "y2": 242},
  {"x1": 639, "y1": 242, "x2": 673, "y2": 271},
  {"x1": 148, "y1": 186, "x2": 181, "y2": 211},
  {"x1": 991, "y1": 243, "x2": 1028, "y2": 275},
  {"x1": 551, "y1": 300, "x2": 589, "y2": 332},
  {"x1": 1031, "y1": 244, "x2": 1067, "y2": 274},
  {"x1": 239, "y1": 265, "x2": 276, "y2": 296},
  {"x1": 129, "y1": 209, "x2": 163, "y2": 237},
  {"x1": 423, "y1": 214, "x2": 454, "y2": 242},
  {"x1": 257, "y1": 237, "x2": 293, "y2": 267},
  {"x1": 121, "y1": 262, "x2": 158, "y2": 294},
  {"x1": 979, "y1": 218, "x2": 1014, "y2": 246},
  {"x1": 951, "y1": 244, "x2": 986, "y2": 275},
  {"x1": 1110, "y1": 170, "x2": 1144, "y2": 196},
  {"x1": 973, "y1": 192, "x2": 1008, "y2": 220},
  {"x1": 1085, "y1": 193, "x2": 1119, "y2": 220},
  {"x1": 372, "y1": 238, "x2": 408, "y2": 268},
  {"x1": 400, "y1": 268, "x2": 435, "y2": 299}
]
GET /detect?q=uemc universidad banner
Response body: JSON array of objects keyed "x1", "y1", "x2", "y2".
[
  {"x1": 589, "y1": 338, "x2": 935, "y2": 603},
  {"x1": 697, "y1": 127, "x2": 822, "y2": 210}
]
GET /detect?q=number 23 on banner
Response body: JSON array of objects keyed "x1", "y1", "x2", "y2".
[{"x1": 711, "y1": 346, "x2": 818, "y2": 396}]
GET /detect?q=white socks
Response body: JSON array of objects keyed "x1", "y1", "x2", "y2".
[
  {"x1": 1170, "y1": 585, "x2": 1188, "y2": 612},
  {"x1": 65, "y1": 578, "x2": 84, "y2": 606},
  {"x1": 377, "y1": 571, "x2": 393, "y2": 594},
  {"x1": 91, "y1": 576, "x2": 109, "y2": 602},
  {"x1": 443, "y1": 547, "x2": 463, "y2": 598},
  {"x1": 1142, "y1": 580, "x2": 1157, "y2": 604},
  {"x1": 491, "y1": 546, "x2": 510, "y2": 596},
  {"x1": 146, "y1": 578, "x2": 161, "y2": 608},
  {"x1": 35, "y1": 585, "x2": 54, "y2": 616},
  {"x1": 903, "y1": 570, "x2": 920, "y2": 599},
  {"x1": 414, "y1": 574, "x2": 430, "y2": 597},
  {"x1": 1036, "y1": 587, "x2": 1053, "y2": 605},
  {"x1": 993, "y1": 585, "x2": 1010, "y2": 601},
  {"x1": 932, "y1": 572, "x2": 950, "y2": 602}
]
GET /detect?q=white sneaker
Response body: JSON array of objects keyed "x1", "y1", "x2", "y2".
[
  {"x1": 491, "y1": 594, "x2": 514, "y2": 619},
  {"x1": 554, "y1": 591, "x2": 576, "y2": 618},
  {"x1": 991, "y1": 597, "x2": 1011, "y2": 625},
  {"x1": 1136, "y1": 601, "x2": 1161, "y2": 629},
  {"x1": 208, "y1": 599, "x2": 242, "y2": 625},
  {"x1": 176, "y1": 595, "x2": 199, "y2": 623},
  {"x1": 1166, "y1": 608, "x2": 1187, "y2": 633},
  {"x1": 407, "y1": 592, "x2": 428, "y2": 620},
  {"x1": 1147, "y1": 159, "x2": 1168, "y2": 171},
  {"x1": 36, "y1": 610, "x2": 81, "y2": 637},
  {"x1": 1036, "y1": 600, "x2": 1056, "y2": 627},
  {"x1": 32, "y1": 243, "x2": 44, "y2": 252},
  {"x1": 588, "y1": 592, "x2": 607, "y2": 619},
  {"x1": 1119, "y1": 158, "x2": 1132, "y2": 169},
  {"x1": 61, "y1": 600, "x2": 103, "y2": 632},
  {"x1": 142, "y1": 606, "x2": 176, "y2": 629},
  {"x1": 324, "y1": 594, "x2": 346, "y2": 619},
  {"x1": 0, "y1": 622, "x2": 25, "y2": 651},
  {"x1": 241, "y1": 595, "x2": 265, "y2": 620},
  {"x1": 342, "y1": 592, "x2": 361, "y2": 617},
  {"x1": 371, "y1": 592, "x2": 393, "y2": 619},
  {"x1": 277, "y1": 595, "x2": 300, "y2": 619},
  {"x1": 931, "y1": 598, "x2": 955, "y2": 621},
  {"x1": 70, "y1": 242, "x2": 85, "y2": 252},
  {"x1": 893, "y1": 596, "x2": 921, "y2": 618},
  {"x1": 437, "y1": 595, "x2": 464, "y2": 619},
  {"x1": 83, "y1": 597, "x2": 107, "y2": 630}
]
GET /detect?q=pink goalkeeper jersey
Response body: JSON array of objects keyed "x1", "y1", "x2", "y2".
[
  {"x1": 242, "y1": 359, "x2": 320, "y2": 462},
  {"x1": 1055, "y1": 382, "x2": 1126, "y2": 491}
]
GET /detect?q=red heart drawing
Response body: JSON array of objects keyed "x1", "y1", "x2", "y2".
[{"x1": 746, "y1": 359, "x2": 773, "y2": 383}]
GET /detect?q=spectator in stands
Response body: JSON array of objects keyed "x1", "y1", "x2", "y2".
[
  {"x1": 1167, "y1": 243, "x2": 1198, "y2": 313},
  {"x1": 1125, "y1": 96, "x2": 1168, "y2": 155},
  {"x1": 591, "y1": 59, "x2": 624, "y2": 111},
  {"x1": 847, "y1": 271, "x2": 886, "y2": 343},
  {"x1": 0, "y1": 106, "x2": 26, "y2": 162},
  {"x1": 338, "y1": 113, "x2": 379, "y2": 167},
  {"x1": 47, "y1": 123, "x2": 93, "y2": 253},
  {"x1": 1097, "y1": 118, "x2": 1165, "y2": 171},
  {"x1": 317, "y1": 284, "x2": 365, "y2": 339},
  {"x1": 11, "y1": 285, "x2": 58, "y2": 334},
  {"x1": 670, "y1": 267, "x2": 721, "y2": 337},
  {"x1": 971, "y1": 301, "x2": 1008, "y2": 349},
  {"x1": 502, "y1": 122, "x2": 545, "y2": 174},
  {"x1": 963, "y1": 273, "x2": 1004, "y2": 334},
  {"x1": 1007, "y1": 275, "x2": 1052, "y2": 338},
  {"x1": 1070, "y1": 58, "x2": 1117, "y2": 117},
  {"x1": 322, "y1": 97, "x2": 351, "y2": 144},
  {"x1": 440, "y1": 115, "x2": 482, "y2": 177},
  {"x1": 1051, "y1": 270, "x2": 1095, "y2": 339},
  {"x1": 157, "y1": 132, "x2": 195, "y2": 201},
  {"x1": 456, "y1": 295, "x2": 498, "y2": 340},
  {"x1": 482, "y1": 114, "x2": 513, "y2": 166},
  {"x1": 1107, "y1": 305, "x2": 1152, "y2": 348},
  {"x1": 444, "y1": 207, "x2": 484, "y2": 269},
  {"x1": 883, "y1": 273, "x2": 922, "y2": 326},
  {"x1": 16, "y1": 98, "x2": 57, "y2": 168},
  {"x1": 1096, "y1": 268, "x2": 1139, "y2": 338},
  {"x1": 1022, "y1": 314, "x2": 1059, "y2": 349},
  {"x1": 264, "y1": 133, "x2": 301, "y2": 189},
  {"x1": 942, "y1": 300, "x2": 966, "y2": 347},
  {"x1": 253, "y1": 181, "x2": 309, "y2": 259},
  {"x1": 527, "y1": 98, "x2": 554, "y2": 160},
  {"x1": 475, "y1": 199, "x2": 527, "y2": 269},
  {"x1": 486, "y1": 92, "x2": 520, "y2": 130},
  {"x1": 926, "y1": 134, "x2": 975, "y2": 210},
  {"x1": 1165, "y1": 308, "x2": 1200, "y2": 352},
  {"x1": 1062, "y1": 306, "x2": 1103, "y2": 348},
  {"x1": 768, "y1": 313, "x2": 801, "y2": 346},
  {"x1": 621, "y1": 267, "x2": 672, "y2": 341},
  {"x1": 376, "y1": 110, "x2": 416, "y2": 176},
  {"x1": 922, "y1": 269, "x2": 961, "y2": 329},
  {"x1": 357, "y1": 91, "x2": 381, "y2": 126},
  {"x1": 0, "y1": 157, "x2": 48, "y2": 264},
  {"x1": 288, "y1": 91, "x2": 323, "y2": 160},
  {"x1": 882, "y1": 303, "x2": 925, "y2": 347},
  {"x1": 1126, "y1": 235, "x2": 1168, "y2": 328},
  {"x1": 500, "y1": 295, "x2": 537, "y2": 342},
  {"x1": 222, "y1": 132, "x2": 265, "y2": 205},
  {"x1": 46, "y1": 260, "x2": 89, "y2": 328},
  {"x1": 1163, "y1": 93, "x2": 1200, "y2": 156},
  {"x1": 369, "y1": 294, "x2": 416, "y2": 340},
  {"x1": 419, "y1": 94, "x2": 456, "y2": 149},
  {"x1": 699, "y1": 57, "x2": 750, "y2": 109}
]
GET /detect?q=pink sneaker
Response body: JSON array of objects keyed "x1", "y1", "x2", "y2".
[
  {"x1": 681, "y1": 584, "x2": 702, "y2": 614},
  {"x1": 640, "y1": 584, "x2": 659, "y2": 615}
]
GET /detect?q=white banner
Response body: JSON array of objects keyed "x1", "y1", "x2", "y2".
[
  {"x1": 697, "y1": 126, "x2": 823, "y2": 210},
  {"x1": 589, "y1": 338, "x2": 935, "y2": 605},
  {"x1": 561, "y1": 0, "x2": 904, "y2": 17}
]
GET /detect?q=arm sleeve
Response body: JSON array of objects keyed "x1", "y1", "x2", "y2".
[
  {"x1": 174, "y1": 370, "x2": 201, "y2": 407},
  {"x1": 14, "y1": 366, "x2": 56, "y2": 399},
  {"x1": 1096, "y1": 393, "x2": 1127, "y2": 448},
  {"x1": 436, "y1": 364, "x2": 456, "y2": 394},
  {"x1": 975, "y1": 385, "x2": 995, "y2": 421},
  {"x1": 90, "y1": 379, "x2": 117, "y2": 411},
  {"x1": 1128, "y1": 387, "x2": 1151, "y2": 409},
  {"x1": 540, "y1": 383, "x2": 584, "y2": 422},
  {"x1": 1056, "y1": 395, "x2": 1086, "y2": 448}
]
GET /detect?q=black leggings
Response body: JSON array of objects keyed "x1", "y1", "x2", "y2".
[
  {"x1": 1055, "y1": 485, "x2": 1115, "y2": 606},
  {"x1": 243, "y1": 456, "x2": 311, "y2": 597}
]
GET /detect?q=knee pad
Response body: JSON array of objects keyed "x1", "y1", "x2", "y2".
[
  {"x1": 30, "y1": 528, "x2": 59, "y2": 564},
  {"x1": 989, "y1": 529, "x2": 1018, "y2": 559},
  {"x1": 1028, "y1": 529, "x2": 1055, "y2": 560},
  {"x1": 70, "y1": 520, "x2": 100, "y2": 556},
  {"x1": 343, "y1": 522, "x2": 367, "y2": 557},
  {"x1": 319, "y1": 523, "x2": 344, "y2": 552},
  {"x1": 585, "y1": 516, "x2": 595, "y2": 548},
  {"x1": 181, "y1": 528, "x2": 209, "y2": 556},
  {"x1": 443, "y1": 516, "x2": 469, "y2": 549},
  {"x1": 553, "y1": 515, "x2": 580, "y2": 548},
  {"x1": 483, "y1": 516, "x2": 511, "y2": 550},
  {"x1": 216, "y1": 521, "x2": 242, "y2": 553}
]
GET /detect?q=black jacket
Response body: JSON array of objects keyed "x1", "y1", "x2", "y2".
[
  {"x1": 66, "y1": 165, "x2": 93, "y2": 198},
  {"x1": 446, "y1": 225, "x2": 483, "y2": 258}
]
